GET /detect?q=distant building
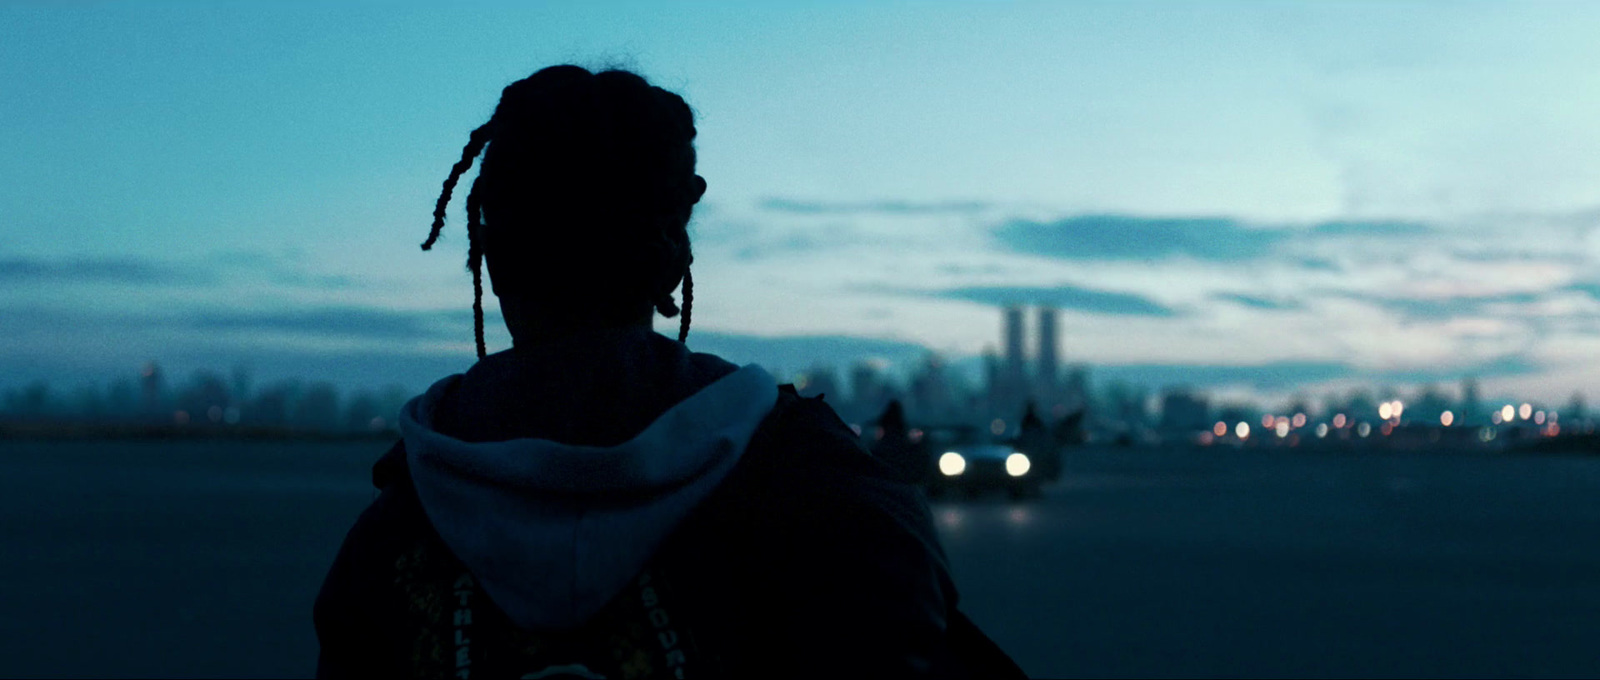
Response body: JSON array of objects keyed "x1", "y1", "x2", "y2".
[
  {"x1": 1036, "y1": 306, "x2": 1059, "y2": 407},
  {"x1": 139, "y1": 361, "x2": 165, "y2": 417},
  {"x1": 1002, "y1": 305, "x2": 1027, "y2": 413},
  {"x1": 1460, "y1": 377, "x2": 1482, "y2": 425},
  {"x1": 1160, "y1": 387, "x2": 1210, "y2": 432}
]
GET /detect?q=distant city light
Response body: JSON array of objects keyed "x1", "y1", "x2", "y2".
[
  {"x1": 1480, "y1": 427, "x2": 1496, "y2": 442},
  {"x1": 1315, "y1": 423, "x2": 1329, "y2": 438},
  {"x1": 939, "y1": 452, "x2": 966, "y2": 476},
  {"x1": 990, "y1": 418, "x2": 1006, "y2": 436},
  {"x1": 1441, "y1": 411, "x2": 1455, "y2": 427},
  {"x1": 1357, "y1": 422, "x2": 1372, "y2": 437},
  {"x1": 1292, "y1": 413, "x2": 1307, "y2": 428},
  {"x1": 1378, "y1": 403, "x2": 1393, "y2": 420},
  {"x1": 1535, "y1": 411, "x2": 1546, "y2": 425},
  {"x1": 1213, "y1": 421, "x2": 1228, "y2": 437},
  {"x1": 1501, "y1": 405, "x2": 1516, "y2": 422},
  {"x1": 1261, "y1": 414, "x2": 1275, "y2": 429},
  {"x1": 1492, "y1": 410, "x2": 1503, "y2": 424},
  {"x1": 1236, "y1": 422, "x2": 1250, "y2": 439},
  {"x1": 1519, "y1": 403, "x2": 1533, "y2": 420},
  {"x1": 1392, "y1": 401, "x2": 1404, "y2": 419},
  {"x1": 909, "y1": 428, "x2": 924, "y2": 443},
  {"x1": 1333, "y1": 413, "x2": 1347, "y2": 428},
  {"x1": 1198, "y1": 431, "x2": 1215, "y2": 445},
  {"x1": 1549, "y1": 424, "x2": 1561, "y2": 436},
  {"x1": 1275, "y1": 420, "x2": 1290, "y2": 438}
]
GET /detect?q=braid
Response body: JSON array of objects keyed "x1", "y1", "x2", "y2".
[
  {"x1": 678, "y1": 265, "x2": 693, "y2": 344},
  {"x1": 422, "y1": 122, "x2": 494, "y2": 251},
  {"x1": 466, "y1": 176, "x2": 488, "y2": 359}
]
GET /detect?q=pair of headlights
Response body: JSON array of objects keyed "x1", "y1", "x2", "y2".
[{"x1": 939, "y1": 452, "x2": 1031, "y2": 477}]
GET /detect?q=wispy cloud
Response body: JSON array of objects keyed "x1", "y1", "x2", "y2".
[
  {"x1": 991, "y1": 215, "x2": 1282, "y2": 262},
  {"x1": 689, "y1": 330, "x2": 931, "y2": 374},
  {"x1": 1214, "y1": 293, "x2": 1302, "y2": 311},
  {"x1": 759, "y1": 197, "x2": 992, "y2": 216},
  {"x1": 928, "y1": 284, "x2": 1177, "y2": 317},
  {"x1": 1309, "y1": 220, "x2": 1433, "y2": 237},
  {"x1": 0, "y1": 257, "x2": 201, "y2": 285},
  {"x1": 187, "y1": 307, "x2": 460, "y2": 341},
  {"x1": 990, "y1": 214, "x2": 1440, "y2": 263},
  {"x1": 1359, "y1": 291, "x2": 1546, "y2": 320}
]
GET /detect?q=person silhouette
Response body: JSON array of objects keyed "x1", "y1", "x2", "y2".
[{"x1": 312, "y1": 65, "x2": 1023, "y2": 679}]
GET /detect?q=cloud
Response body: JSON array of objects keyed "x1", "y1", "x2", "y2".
[
  {"x1": 1377, "y1": 354, "x2": 1540, "y2": 383},
  {"x1": 1295, "y1": 256, "x2": 1343, "y2": 272},
  {"x1": 991, "y1": 215, "x2": 1282, "y2": 262},
  {"x1": 688, "y1": 331, "x2": 930, "y2": 376},
  {"x1": 1214, "y1": 293, "x2": 1302, "y2": 310},
  {"x1": 0, "y1": 256, "x2": 200, "y2": 285},
  {"x1": 1095, "y1": 361, "x2": 1355, "y2": 390},
  {"x1": 186, "y1": 307, "x2": 460, "y2": 341},
  {"x1": 1361, "y1": 291, "x2": 1545, "y2": 320},
  {"x1": 990, "y1": 214, "x2": 1442, "y2": 263},
  {"x1": 929, "y1": 284, "x2": 1176, "y2": 317},
  {"x1": 1087, "y1": 353, "x2": 1539, "y2": 391},
  {"x1": 758, "y1": 198, "x2": 992, "y2": 216},
  {"x1": 1309, "y1": 220, "x2": 1433, "y2": 237}
]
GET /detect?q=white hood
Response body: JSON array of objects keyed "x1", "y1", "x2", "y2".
[{"x1": 399, "y1": 361, "x2": 778, "y2": 630}]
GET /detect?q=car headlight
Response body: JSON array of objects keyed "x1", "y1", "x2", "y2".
[
  {"x1": 939, "y1": 452, "x2": 966, "y2": 476},
  {"x1": 1006, "y1": 452, "x2": 1031, "y2": 477}
]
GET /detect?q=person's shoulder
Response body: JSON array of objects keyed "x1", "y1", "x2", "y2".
[{"x1": 709, "y1": 384, "x2": 944, "y2": 550}]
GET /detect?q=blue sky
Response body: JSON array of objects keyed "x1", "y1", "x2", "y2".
[{"x1": 6, "y1": 1, "x2": 1600, "y2": 408}]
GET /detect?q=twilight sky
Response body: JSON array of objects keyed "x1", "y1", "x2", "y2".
[{"x1": 6, "y1": 1, "x2": 1600, "y2": 408}]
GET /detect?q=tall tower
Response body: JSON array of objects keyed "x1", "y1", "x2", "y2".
[
  {"x1": 1036, "y1": 306, "x2": 1059, "y2": 405},
  {"x1": 1002, "y1": 305, "x2": 1026, "y2": 414}
]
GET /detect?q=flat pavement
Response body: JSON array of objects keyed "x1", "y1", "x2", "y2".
[{"x1": 2, "y1": 439, "x2": 1598, "y2": 678}]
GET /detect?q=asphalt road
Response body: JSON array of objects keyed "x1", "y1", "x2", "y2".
[{"x1": 2, "y1": 439, "x2": 1599, "y2": 678}]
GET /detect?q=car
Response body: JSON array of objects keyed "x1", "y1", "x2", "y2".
[{"x1": 920, "y1": 425, "x2": 1042, "y2": 499}]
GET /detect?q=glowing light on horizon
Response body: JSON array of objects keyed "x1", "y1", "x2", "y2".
[
  {"x1": 1292, "y1": 413, "x2": 1307, "y2": 428},
  {"x1": 1236, "y1": 422, "x2": 1250, "y2": 439},
  {"x1": 1214, "y1": 421, "x2": 1228, "y2": 437},
  {"x1": 1333, "y1": 413, "x2": 1347, "y2": 428},
  {"x1": 1357, "y1": 422, "x2": 1372, "y2": 437},
  {"x1": 1535, "y1": 411, "x2": 1546, "y2": 425},
  {"x1": 1441, "y1": 411, "x2": 1454, "y2": 427},
  {"x1": 1378, "y1": 402, "x2": 1393, "y2": 420},
  {"x1": 1502, "y1": 405, "x2": 1516, "y2": 422},
  {"x1": 1275, "y1": 420, "x2": 1290, "y2": 438},
  {"x1": 1315, "y1": 423, "x2": 1329, "y2": 438},
  {"x1": 1519, "y1": 403, "x2": 1533, "y2": 420}
]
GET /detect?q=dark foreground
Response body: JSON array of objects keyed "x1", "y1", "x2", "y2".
[{"x1": 3, "y1": 440, "x2": 1598, "y2": 678}]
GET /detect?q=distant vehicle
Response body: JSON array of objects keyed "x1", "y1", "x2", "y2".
[{"x1": 921, "y1": 424, "x2": 1042, "y2": 499}]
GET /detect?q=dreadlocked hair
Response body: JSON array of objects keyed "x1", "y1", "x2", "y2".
[{"x1": 423, "y1": 65, "x2": 705, "y2": 359}]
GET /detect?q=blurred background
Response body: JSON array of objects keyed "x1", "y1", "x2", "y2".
[{"x1": 4, "y1": 1, "x2": 1600, "y2": 677}]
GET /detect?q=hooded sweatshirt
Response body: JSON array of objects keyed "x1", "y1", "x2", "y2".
[{"x1": 396, "y1": 324, "x2": 778, "y2": 630}]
